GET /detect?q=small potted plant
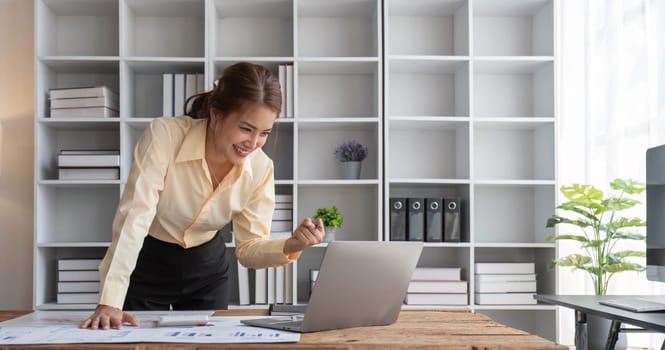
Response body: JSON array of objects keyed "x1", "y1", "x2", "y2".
[
  {"x1": 334, "y1": 140, "x2": 368, "y2": 179},
  {"x1": 313, "y1": 206, "x2": 344, "y2": 242}
]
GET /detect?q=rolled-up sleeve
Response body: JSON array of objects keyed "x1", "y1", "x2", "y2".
[
  {"x1": 233, "y1": 161, "x2": 300, "y2": 269},
  {"x1": 98, "y1": 118, "x2": 172, "y2": 309}
]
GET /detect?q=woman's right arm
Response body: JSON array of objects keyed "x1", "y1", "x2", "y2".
[{"x1": 81, "y1": 118, "x2": 172, "y2": 329}]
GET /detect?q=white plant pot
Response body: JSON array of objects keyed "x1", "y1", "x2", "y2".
[{"x1": 340, "y1": 161, "x2": 361, "y2": 179}]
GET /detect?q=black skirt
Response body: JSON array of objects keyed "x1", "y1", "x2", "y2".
[{"x1": 123, "y1": 232, "x2": 229, "y2": 311}]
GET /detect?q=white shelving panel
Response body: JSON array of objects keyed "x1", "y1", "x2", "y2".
[
  {"x1": 33, "y1": 0, "x2": 557, "y2": 342},
  {"x1": 34, "y1": 0, "x2": 382, "y2": 311},
  {"x1": 384, "y1": 0, "x2": 558, "y2": 342}
]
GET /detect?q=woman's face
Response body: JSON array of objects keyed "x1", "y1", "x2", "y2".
[{"x1": 209, "y1": 103, "x2": 277, "y2": 166}]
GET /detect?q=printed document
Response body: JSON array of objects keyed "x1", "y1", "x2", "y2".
[{"x1": 0, "y1": 311, "x2": 299, "y2": 345}]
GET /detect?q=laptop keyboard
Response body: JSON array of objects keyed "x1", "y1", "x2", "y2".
[{"x1": 600, "y1": 298, "x2": 665, "y2": 312}]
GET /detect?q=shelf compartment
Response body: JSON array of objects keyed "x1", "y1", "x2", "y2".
[
  {"x1": 297, "y1": 122, "x2": 379, "y2": 180},
  {"x1": 389, "y1": 59, "x2": 470, "y2": 117},
  {"x1": 213, "y1": 0, "x2": 294, "y2": 57},
  {"x1": 263, "y1": 123, "x2": 294, "y2": 181},
  {"x1": 473, "y1": 60, "x2": 553, "y2": 118},
  {"x1": 418, "y1": 246, "x2": 471, "y2": 281},
  {"x1": 123, "y1": 60, "x2": 204, "y2": 118},
  {"x1": 36, "y1": 0, "x2": 119, "y2": 57},
  {"x1": 297, "y1": 0, "x2": 379, "y2": 57},
  {"x1": 297, "y1": 184, "x2": 379, "y2": 241},
  {"x1": 121, "y1": 0, "x2": 205, "y2": 57},
  {"x1": 297, "y1": 61, "x2": 379, "y2": 118},
  {"x1": 36, "y1": 60, "x2": 120, "y2": 119},
  {"x1": 473, "y1": 122, "x2": 554, "y2": 181},
  {"x1": 473, "y1": 183, "x2": 555, "y2": 243},
  {"x1": 388, "y1": 120, "x2": 469, "y2": 180},
  {"x1": 387, "y1": 0, "x2": 469, "y2": 56},
  {"x1": 388, "y1": 183, "x2": 470, "y2": 243},
  {"x1": 473, "y1": 0, "x2": 553, "y2": 56},
  {"x1": 36, "y1": 123, "x2": 120, "y2": 181},
  {"x1": 474, "y1": 247, "x2": 555, "y2": 295},
  {"x1": 476, "y1": 310, "x2": 556, "y2": 342},
  {"x1": 35, "y1": 185, "x2": 119, "y2": 244},
  {"x1": 296, "y1": 247, "x2": 325, "y2": 303},
  {"x1": 34, "y1": 246, "x2": 107, "y2": 310}
]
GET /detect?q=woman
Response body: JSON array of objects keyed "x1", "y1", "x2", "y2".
[{"x1": 81, "y1": 62, "x2": 324, "y2": 330}]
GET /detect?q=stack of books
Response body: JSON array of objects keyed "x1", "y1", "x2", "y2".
[
  {"x1": 56, "y1": 258, "x2": 101, "y2": 304},
  {"x1": 57, "y1": 149, "x2": 120, "y2": 180},
  {"x1": 474, "y1": 262, "x2": 537, "y2": 305},
  {"x1": 277, "y1": 64, "x2": 294, "y2": 118},
  {"x1": 251, "y1": 263, "x2": 293, "y2": 305},
  {"x1": 271, "y1": 194, "x2": 293, "y2": 232},
  {"x1": 49, "y1": 86, "x2": 119, "y2": 118},
  {"x1": 404, "y1": 267, "x2": 468, "y2": 305},
  {"x1": 162, "y1": 73, "x2": 205, "y2": 117}
]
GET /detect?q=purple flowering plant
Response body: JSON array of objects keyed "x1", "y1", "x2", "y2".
[{"x1": 334, "y1": 140, "x2": 368, "y2": 162}]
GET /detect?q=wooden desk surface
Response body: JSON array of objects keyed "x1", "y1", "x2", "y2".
[{"x1": 0, "y1": 309, "x2": 566, "y2": 350}]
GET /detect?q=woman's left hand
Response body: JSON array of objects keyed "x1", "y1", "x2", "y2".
[{"x1": 284, "y1": 217, "x2": 324, "y2": 254}]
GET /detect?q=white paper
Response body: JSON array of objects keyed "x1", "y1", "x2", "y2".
[{"x1": 0, "y1": 311, "x2": 300, "y2": 345}]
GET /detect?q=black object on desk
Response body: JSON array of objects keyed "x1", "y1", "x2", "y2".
[{"x1": 536, "y1": 295, "x2": 665, "y2": 350}]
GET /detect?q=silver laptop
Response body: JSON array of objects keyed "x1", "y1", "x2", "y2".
[{"x1": 241, "y1": 241, "x2": 423, "y2": 333}]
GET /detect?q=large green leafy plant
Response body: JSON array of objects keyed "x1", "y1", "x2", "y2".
[{"x1": 546, "y1": 179, "x2": 646, "y2": 295}]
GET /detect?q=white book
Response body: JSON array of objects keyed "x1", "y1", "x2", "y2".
[
  {"x1": 411, "y1": 267, "x2": 462, "y2": 281},
  {"x1": 58, "y1": 270, "x2": 99, "y2": 282},
  {"x1": 405, "y1": 293, "x2": 468, "y2": 306},
  {"x1": 57, "y1": 292, "x2": 99, "y2": 304},
  {"x1": 60, "y1": 149, "x2": 119, "y2": 155},
  {"x1": 254, "y1": 268, "x2": 267, "y2": 304},
  {"x1": 278, "y1": 65, "x2": 286, "y2": 118},
  {"x1": 174, "y1": 73, "x2": 185, "y2": 116},
  {"x1": 58, "y1": 167, "x2": 120, "y2": 180},
  {"x1": 474, "y1": 262, "x2": 535, "y2": 275},
  {"x1": 275, "y1": 202, "x2": 293, "y2": 209},
  {"x1": 275, "y1": 265, "x2": 285, "y2": 303},
  {"x1": 237, "y1": 261, "x2": 250, "y2": 305},
  {"x1": 284, "y1": 263, "x2": 293, "y2": 304},
  {"x1": 475, "y1": 281, "x2": 537, "y2": 293},
  {"x1": 58, "y1": 154, "x2": 120, "y2": 168},
  {"x1": 272, "y1": 209, "x2": 292, "y2": 221},
  {"x1": 51, "y1": 95, "x2": 118, "y2": 109},
  {"x1": 267, "y1": 267, "x2": 276, "y2": 304},
  {"x1": 57, "y1": 281, "x2": 100, "y2": 293},
  {"x1": 50, "y1": 86, "x2": 118, "y2": 100},
  {"x1": 474, "y1": 293, "x2": 537, "y2": 305},
  {"x1": 58, "y1": 259, "x2": 102, "y2": 271},
  {"x1": 275, "y1": 194, "x2": 293, "y2": 203},
  {"x1": 285, "y1": 65, "x2": 293, "y2": 118},
  {"x1": 474, "y1": 274, "x2": 537, "y2": 283},
  {"x1": 196, "y1": 73, "x2": 205, "y2": 93},
  {"x1": 162, "y1": 73, "x2": 174, "y2": 117},
  {"x1": 408, "y1": 280, "x2": 467, "y2": 294},
  {"x1": 271, "y1": 220, "x2": 292, "y2": 232},
  {"x1": 185, "y1": 74, "x2": 198, "y2": 108},
  {"x1": 50, "y1": 106, "x2": 119, "y2": 118}
]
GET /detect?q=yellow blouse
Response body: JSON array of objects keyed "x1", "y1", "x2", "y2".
[{"x1": 98, "y1": 116, "x2": 298, "y2": 309}]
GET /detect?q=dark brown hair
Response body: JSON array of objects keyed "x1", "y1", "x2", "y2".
[{"x1": 185, "y1": 62, "x2": 282, "y2": 119}]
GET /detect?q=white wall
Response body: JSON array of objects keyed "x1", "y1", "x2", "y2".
[{"x1": 0, "y1": 0, "x2": 34, "y2": 309}]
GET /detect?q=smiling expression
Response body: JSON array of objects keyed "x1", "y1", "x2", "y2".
[{"x1": 207, "y1": 103, "x2": 277, "y2": 167}]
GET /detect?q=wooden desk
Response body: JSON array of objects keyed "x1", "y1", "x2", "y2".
[{"x1": 0, "y1": 309, "x2": 566, "y2": 350}]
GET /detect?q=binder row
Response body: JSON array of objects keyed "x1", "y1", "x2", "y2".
[{"x1": 390, "y1": 197, "x2": 462, "y2": 242}]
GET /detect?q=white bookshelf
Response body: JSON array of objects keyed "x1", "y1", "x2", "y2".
[
  {"x1": 384, "y1": 0, "x2": 558, "y2": 342},
  {"x1": 33, "y1": 0, "x2": 557, "y2": 342}
]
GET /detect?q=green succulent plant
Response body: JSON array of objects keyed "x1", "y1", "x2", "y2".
[{"x1": 546, "y1": 178, "x2": 647, "y2": 295}]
